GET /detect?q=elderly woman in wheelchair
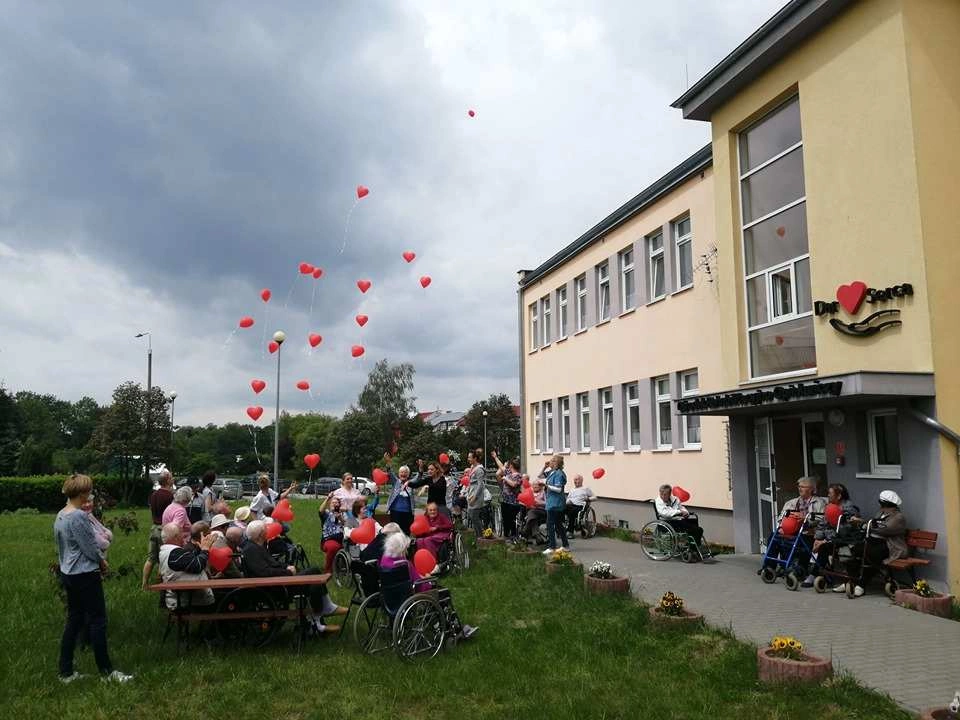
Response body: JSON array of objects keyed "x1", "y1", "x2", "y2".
[
  {"x1": 640, "y1": 485, "x2": 712, "y2": 562},
  {"x1": 351, "y1": 532, "x2": 477, "y2": 660}
]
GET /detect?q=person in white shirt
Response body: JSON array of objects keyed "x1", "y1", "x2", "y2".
[
  {"x1": 331, "y1": 473, "x2": 363, "y2": 510},
  {"x1": 654, "y1": 484, "x2": 704, "y2": 546},
  {"x1": 249, "y1": 473, "x2": 297, "y2": 520},
  {"x1": 564, "y1": 474, "x2": 596, "y2": 534}
]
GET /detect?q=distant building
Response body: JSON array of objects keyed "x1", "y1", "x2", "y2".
[{"x1": 418, "y1": 410, "x2": 467, "y2": 432}]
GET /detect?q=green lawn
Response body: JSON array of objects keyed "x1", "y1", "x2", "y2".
[{"x1": 0, "y1": 500, "x2": 910, "y2": 720}]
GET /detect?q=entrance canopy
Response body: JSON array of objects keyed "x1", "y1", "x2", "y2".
[{"x1": 676, "y1": 371, "x2": 934, "y2": 417}]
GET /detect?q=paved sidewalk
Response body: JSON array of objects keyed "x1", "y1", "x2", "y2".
[{"x1": 567, "y1": 536, "x2": 959, "y2": 712}]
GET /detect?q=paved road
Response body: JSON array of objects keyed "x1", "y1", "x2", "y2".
[{"x1": 566, "y1": 536, "x2": 958, "y2": 712}]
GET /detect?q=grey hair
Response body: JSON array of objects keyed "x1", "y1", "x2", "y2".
[
  {"x1": 174, "y1": 486, "x2": 193, "y2": 504},
  {"x1": 398, "y1": 465, "x2": 410, "y2": 476},
  {"x1": 246, "y1": 520, "x2": 265, "y2": 542},
  {"x1": 160, "y1": 469, "x2": 173, "y2": 484},
  {"x1": 659, "y1": 484, "x2": 673, "y2": 493},
  {"x1": 797, "y1": 476, "x2": 818, "y2": 488},
  {"x1": 381, "y1": 522, "x2": 402, "y2": 536},
  {"x1": 383, "y1": 532, "x2": 411, "y2": 559},
  {"x1": 160, "y1": 522, "x2": 182, "y2": 544}
]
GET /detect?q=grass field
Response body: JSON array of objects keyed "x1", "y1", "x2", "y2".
[{"x1": 0, "y1": 500, "x2": 911, "y2": 720}]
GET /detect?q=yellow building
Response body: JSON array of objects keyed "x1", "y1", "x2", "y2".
[
  {"x1": 518, "y1": 147, "x2": 734, "y2": 543},
  {"x1": 672, "y1": 0, "x2": 960, "y2": 591}
]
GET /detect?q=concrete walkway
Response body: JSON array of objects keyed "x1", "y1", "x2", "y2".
[{"x1": 567, "y1": 536, "x2": 959, "y2": 712}]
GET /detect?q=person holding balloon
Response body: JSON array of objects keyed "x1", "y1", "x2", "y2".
[
  {"x1": 539, "y1": 454, "x2": 570, "y2": 556},
  {"x1": 490, "y1": 451, "x2": 523, "y2": 541},
  {"x1": 805, "y1": 483, "x2": 859, "y2": 588},
  {"x1": 250, "y1": 472, "x2": 297, "y2": 520},
  {"x1": 318, "y1": 494, "x2": 346, "y2": 574},
  {"x1": 765, "y1": 476, "x2": 825, "y2": 574},
  {"x1": 384, "y1": 455, "x2": 415, "y2": 535},
  {"x1": 414, "y1": 502, "x2": 454, "y2": 558}
]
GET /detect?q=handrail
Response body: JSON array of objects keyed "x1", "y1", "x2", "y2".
[{"x1": 907, "y1": 407, "x2": 960, "y2": 451}]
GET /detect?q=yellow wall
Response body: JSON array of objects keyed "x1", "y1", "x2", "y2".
[
  {"x1": 521, "y1": 169, "x2": 731, "y2": 511},
  {"x1": 710, "y1": 0, "x2": 933, "y2": 388},
  {"x1": 902, "y1": 0, "x2": 960, "y2": 595}
]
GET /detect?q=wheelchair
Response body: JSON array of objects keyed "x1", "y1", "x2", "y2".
[
  {"x1": 333, "y1": 537, "x2": 362, "y2": 589},
  {"x1": 514, "y1": 505, "x2": 549, "y2": 545},
  {"x1": 351, "y1": 561, "x2": 458, "y2": 662},
  {"x1": 757, "y1": 513, "x2": 821, "y2": 590},
  {"x1": 567, "y1": 501, "x2": 598, "y2": 539},
  {"x1": 433, "y1": 530, "x2": 470, "y2": 576},
  {"x1": 640, "y1": 503, "x2": 712, "y2": 563}
]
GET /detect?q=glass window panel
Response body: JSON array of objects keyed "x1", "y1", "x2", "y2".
[
  {"x1": 874, "y1": 414, "x2": 901, "y2": 465},
  {"x1": 599, "y1": 284, "x2": 610, "y2": 320},
  {"x1": 656, "y1": 378, "x2": 670, "y2": 397},
  {"x1": 623, "y1": 269, "x2": 635, "y2": 308},
  {"x1": 627, "y1": 383, "x2": 639, "y2": 401},
  {"x1": 598, "y1": 263, "x2": 608, "y2": 281},
  {"x1": 652, "y1": 256, "x2": 665, "y2": 298},
  {"x1": 658, "y1": 403, "x2": 672, "y2": 446},
  {"x1": 740, "y1": 148, "x2": 805, "y2": 224},
  {"x1": 770, "y1": 266, "x2": 794, "y2": 318},
  {"x1": 683, "y1": 372, "x2": 698, "y2": 393},
  {"x1": 738, "y1": 98, "x2": 801, "y2": 172},
  {"x1": 795, "y1": 258, "x2": 811, "y2": 313},
  {"x1": 749, "y1": 315, "x2": 817, "y2": 377},
  {"x1": 649, "y1": 234, "x2": 663, "y2": 252},
  {"x1": 743, "y1": 201, "x2": 809, "y2": 275},
  {"x1": 686, "y1": 416, "x2": 701, "y2": 445},
  {"x1": 746, "y1": 276, "x2": 768, "y2": 326},
  {"x1": 629, "y1": 406, "x2": 641, "y2": 447},
  {"x1": 678, "y1": 241, "x2": 693, "y2": 288},
  {"x1": 677, "y1": 217, "x2": 691, "y2": 237}
]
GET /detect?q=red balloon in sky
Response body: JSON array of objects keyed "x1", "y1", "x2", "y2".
[
  {"x1": 246, "y1": 406, "x2": 264, "y2": 421},
  {"x1": 592, "y1": 467, "x2": 605, "y2": 479},
  {"x1": 419, "y1": 276, "x2": 432, "y2": 288},
  {"x1": 356, "y1": 279, "x2": 372, "y2": 293},
  {"x1": 355, "y1": 314, "x2": 369, "y2": 327},
  {"x1": 402, "y1": 251, "x2": 416, "y2": 263},
  {"x1": 468, "y1": 109, "x2": 476, "y2": 118},
  {"x1": 312, "y1": 267, "x2": 323, "y2": 279},
  {"x1": 299, "y1": 262, "x2": 314, "y2": 275},
  {"x1": 303, "y1": 453, "x2": 321, "y2": 470},
  {"x1": 268, "y1": 341, "x2": 279, "y2": 354},
  {"x1": 239, "y1": 316, "x2": 254, "y2": 328},
  {"x1": 308, "y1": 333, "x2": 322, "y2": 348},
  {"x1": 260, "y1": 289, "x2": 271, "y2": 302},
  {"x1": 351, "y1": 345, "x2": 365, "y2": 358},
  {"x1": 251, "y1": 379, "x2": 266, "y2": 394},
  {"x1": 356, "y1": 185, "x2": 370, "y2": 199},
  {"x1": 296, "y1": 380, "x2": 310, "y2": 391}
]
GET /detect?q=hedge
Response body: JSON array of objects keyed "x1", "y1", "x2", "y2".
[{"x1": 0, "y1": 475, "x2": 152, "y2": 513}]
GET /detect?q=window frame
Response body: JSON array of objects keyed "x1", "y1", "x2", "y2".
[
  {"x1": 560, "y1": 396, "x2": 571, "y2": 452},
  {"x1": 529, "y1": 302, "x2": 540, "y2": 351},
  {"x1": 600, "y1": 387, "x2": 614, "y2": 451},
  {"x1": 624, "y1": 382, "x2": 641, "y2": 450},
  {"x1": 674, "y1": 215, "x2": 693, "y2": 291},
  {"x1": 557, "y1": 286, "x2": 568, "y2": 339},
  {"x1": 541, "y1": 295, "x2": 552, "y2": 346},
  {"x1": 619, "y1": 247, "x2": 635, "y2": 311},
  {"x1": 680, "y1": 369, "x2": 701, "y2": 449},
  {"x1": 597, "y1": 262, "x2": 610, "y2": 322},
  {"x1": 654, "y1": 375, "x2": 672, "y2": 450},
  {"x1": 647, "y1": 231, "x2": 666, "y2": 302},
  {"x1": 532, "y1": 403, "x2": 541, "y2": 453},
  {"x1": 575, "y1": 275, "x2": 587, "y2": 332},
  {"x1": 866, "y1": 408, "x2": 902, "y2": 476},
  {"x1": 577, "y1": 392, "x2": 590, "y2": 451}
]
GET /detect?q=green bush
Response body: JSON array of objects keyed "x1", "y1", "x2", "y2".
[{"x1": 0, "y1": 475, "x2": 151, "y2": 512}]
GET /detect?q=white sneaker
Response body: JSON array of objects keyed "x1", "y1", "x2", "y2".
[
  {"x1": 831, "y1": 584, "x2": 846, "y2": 593},
  {"x1": 59, "y1": 672, "x2": 87, "y2": 684},
  {"x1": 102, "y1": 670, "x2": 133, "y2": 683},
  {"x1": 542, "y1": 548, "x2": 555, "y2": 556},
  {"x1": 853, "y1": 585, "x2": 865, "y2": 597}
]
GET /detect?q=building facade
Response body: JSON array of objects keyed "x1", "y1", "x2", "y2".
[
  {"x1": 672, "y1": 0, "x2": 960, "y2": 590},
  {"x1": 518, "y1": 148, "x2": 735, "y2": 543}
]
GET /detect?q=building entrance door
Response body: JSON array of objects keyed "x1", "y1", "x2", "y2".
[
  {"x1": 772, "y1": 417, "x2": 805, "y2": 510},
  {"x1": 754, "y1": 418, "x2": 776, "y2": 550}
]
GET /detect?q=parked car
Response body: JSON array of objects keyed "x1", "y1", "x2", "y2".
[
  {"x1": 297, "y1": 477, "x2": 341, "y2": 497},
  {"x1": 212, "y1": 477, "x2": 243, "y2": 500},
  {"x1": 353, "y1": 477, "x2": 379, "y2": 496}
]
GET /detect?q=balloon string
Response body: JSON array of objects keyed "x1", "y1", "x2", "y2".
[
  {"x1": 338, "y1": 199, "x2": 360, "y2": 255},
  {"x1": 308, "y1": 281, "x2": 317, "y2": 321},
  {"x1": 283, "y1": 271, "x2": 299, "y2": 309},
  {"x1": 260, "y1": 303, "x2": 270, "y2": 359},
  {"x1": 250, "y1": 427, "x2": 262, "y2": 467},
  {"x1": 223, "y1": 328, "x2": 238, "y2": 347}
]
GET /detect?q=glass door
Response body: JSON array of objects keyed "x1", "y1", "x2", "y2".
[
  {"x1": 802, "y1": 417, "x2": 827, "y2": 496},
  {"x1": 754, "y1": 417, "x2": 776, "y2": 551}
]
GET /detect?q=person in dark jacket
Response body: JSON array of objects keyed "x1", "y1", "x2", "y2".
[
  {"x1": 409, "y1": 461, "x2": 450, "y2": 516},
  {"x1": 242, "y1": 520, "x2": 346, "y2": 634}
]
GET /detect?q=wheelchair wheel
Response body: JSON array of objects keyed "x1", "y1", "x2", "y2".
[
  {"x1": 884, "y1": 579, "x2": 899, "y2": 599},
  {"x1": 216, "y1": 588, "x2": 279, "y2": 648},
  {"x1": 492, "y1": 504, "x2": 503, "y2": 537},
  {"x1": 845, "y1": 581, "x2": 856, "y2": 599},
  {"x1": 760, "y1": 566, "x2": 777, "y2": 584},
  {"x1": 784, "y1": 571, "x2": 800, "y2": 591},
  {"x1": 680, "y1": 547, "x2": 696, "y2": 564},
  {"x1": 454, "y1": 533, "x2": 470, "y2": 573},
  {"x1": 393, "y1": 594, "x2": 446, "y2": 662},
  {"x1": 640, "y1": 520, "x2": 677, "y2": 561},
  {"x1": 813, "y1": 576, "x2": 828, "y2": 593},
  {"x1": 333, "y1": 549, "x2": 352, "y2": 589},
  {"x1": 353, "y1": 593, "x2": 392, "y2": 655},
  {"x1": 292, "y1": 544, "x2": 310, "y2": 572},
  {"x1": 580, "y1": 506, "x2": 597, "y2": 538}
]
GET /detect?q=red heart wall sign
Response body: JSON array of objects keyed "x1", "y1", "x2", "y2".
[{"x1": 836, "y1": 281, "x2": 868, "y2": 314}]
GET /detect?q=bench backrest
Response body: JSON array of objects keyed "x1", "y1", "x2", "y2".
[{"x1": 906, "y1": 529, "x2": 937, "y2": 550}]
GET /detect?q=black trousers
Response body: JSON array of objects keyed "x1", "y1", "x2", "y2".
[
  {"x1": 546, "y1": 509, "x2": 569, "y2": 550},
  {"x1": 501, "y1": 502, "x2": 521, "y2": 538},
  {"x1": 59, "y1": 571, "x2": 112, "y2": 676},
  {"x1": 391, "y1": 510, "x2": 413, "y2": 535},
  {"x1": 848, "y1": 538, "x2": 889, "y2": 585},
  {"x1": 523, "y1": 508, "x2": 546, "y2": 539},
  {"x1": 565, "y1": 505, "x2": 581, "y2": 534},
  {"x1": 668, "y1": 518, "x2": 704, "y2": 545}
]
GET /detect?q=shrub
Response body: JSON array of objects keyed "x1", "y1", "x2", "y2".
[{"x1": 0, "y1": 475, "x2": 150, "y2": 512}]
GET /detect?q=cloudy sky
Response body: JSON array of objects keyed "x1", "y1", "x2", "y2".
[{"x1": 0, "y1": 0, "x2": 783, "y2": 426}]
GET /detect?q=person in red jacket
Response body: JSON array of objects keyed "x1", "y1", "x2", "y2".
[{"x1": 415, "y1": 502, "x2": 453, "y2": 558}]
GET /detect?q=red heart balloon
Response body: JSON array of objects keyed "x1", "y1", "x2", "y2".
[
  {"x1": 409, "y1": 514, "x2": 431, "y2": 537},
  {"x1": 419, "y1": 276, "x2": 432, "y2": 288},
  {"x1": 268, "y1": 341, "x2": 279, "y2": 354},
  {"x1": 778, "y1": 515, "x2": 801, "y2": 537},
  {"x1": 372, "y1": 468, "x2": 389, "y2": 486},
  {"x1": 299, "y1": 262, "x2": 314, "y2": 274},
  {"x1": 312, "y1": 267, "x2": 323, "y2": 279},
  {"x1": 208, "y1": 546, "x2": 233, "y2": 573},
  {"x1": 414, "y1": 548, "x2": 437, "y2": 576},
  {"x1": 304, "y1": 453, "x2": 320, "y2": 470},
  {"x1": 260, "y1": 289, "x2": 271, "y2": 302},
  {"x1": 517, "y1": 487, "x2": 535, "y2": 508},
  {"x1": 272, "y1": 503, "x2": 294, "y2": 522},
  {"x1": 592, "y1": 468, "x2": 605, "y2": 479},
  {"x1": 356, "y1": 185, "x2": 369, "y2": 199},
  {"x1": 438, "y1": 452, "x2": 449, "y2": 465},
  {"x1": 402, "y1": 251, "x2": 416, "y2": 263},
  {"x1": 460, "y1": 474, "x2": 470, "y2": 487},
  {"x1": 351, "y1": 518, "x2": 376, "y2": 545},
  {"x1": 296, "y1": 380, "x2": 310, "y2": 391},
  {"x1": 468, "y1": 109, "x2": 476, "y2": 118},
  {"x1": 672, "y1": 486, "x2": 691, "y2": 503},
  {"x1": 825, "y1": 503, "x2": 843, "y2": 527},
  {"x1": 246, "y1": 406, "x2": 264, "y2": 421},
  {"x1": 239, "y1": 316, "x2": 254, "y2": 328},
  {"x1": 355, "y1": 314, "x2": 368, "y2": 327},
  {"x1": 251, "y1": 379, "x2": 266, "y2": 394},
  {"x1": 308, "y1": 333, "x2": 322, "y2": 348},
  {"x1": 351, "y1": 345, "x2": 365, "y2": 358},
  {"x1": 265, "y1": 522, "x2": 283, "y2": 541},
  {"x1": 522, "y1": 477, "x2": 531, "y2": 489},
  {"x1": 356, "y1": 279, "x2": 372, "y2": 293},
  {"x1": 776, "y1": 226, "x2": 786, "y2": 238},
  {"x1": 836, "y1": 281, "x2": 868, "y2": 314}
]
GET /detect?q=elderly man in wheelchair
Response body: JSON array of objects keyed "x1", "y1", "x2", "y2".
[
  {"x1": 640, "y1": 484, "x2": 712, "y2": 562},
  {"x1": 351, "y1": 531, "x2": 477, "y2": 660}
]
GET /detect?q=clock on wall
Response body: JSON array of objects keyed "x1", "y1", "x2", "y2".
[{"x1": 828, "y1": 409, "x2": 845, "y2": 428}]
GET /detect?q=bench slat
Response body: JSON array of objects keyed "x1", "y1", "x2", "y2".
[
  {"x1": 170, "y1": 609, "x2": 305, "y2": 623},
  {"x1": 906, "y1": 529, "x2": 937, "y2": 549},
  {"x1": 886, "y1": 558, "x2": 930, "y2": 569}
]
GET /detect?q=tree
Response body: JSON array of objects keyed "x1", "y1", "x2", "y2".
[
  {"x1": 324, "y1": 411, "x2": 383, "y2": 477},
  {"x1": 462, "y1": 394, "x2": 520, "y2": 463},
  {"x1": 355, "y1": 359, "x2": 416, "y2": 451},
  {"x1": 290, "y1": 414, "x2": 337, "y2": 477},
  {"x1": 0, "y1": 387, "x2": 20, "y2": 475}
]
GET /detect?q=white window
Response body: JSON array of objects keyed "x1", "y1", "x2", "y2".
[
  {"x1": 680, "y1": 370, "x2": 700, "y2": 448},
  {"x1": 541, "y1": 295, "x2": 552, "y2": 346},
  {"x1": 647, "y1": 232, "x2": 665, "y2": 301},
  {"x1": 601, "y1": 387, "x2": 614, "y2": 450},
  {"x1": 543, "y1": 400, "x2": 554, "y2": 452},
  {"x1": 867, "y1": 409, "x2": 901, "y2": 476},
  {"x1": 529, "y1": 303, "x2": 539, "y2": 351},
  {"x1": 654, "y1": 376, "x2": 672, "y2": 449},
  {"x1": 597, "y1": 262, "x2": 610, "y2": 322},
  {"x1": 739, "y1": 96, "x2": 814, "y2": 379},
  {"x1": 625, "y1": 382, "x2": 641, "y2": 450},
  {"x1": 619, "y1": 248, "x2": 635, "y2": 310},
  {"x1": 560, "y1": 397, "x2": 571, "y2": 452},
  {"x1": 557, "y1": 286, "x2": 568, "y2": 338},
  {"x1": 577, "y1": 392, "x2": 590, "y2": 451},
  {"x1": 575, "y1": 275, "x2": 587, "y2": 331},
  {"x1": 532, "y1": 403, "x2": 541, "y2": 453},
  {"x1": 674, "y1": 216, "x2": 693, "y2": 290}
]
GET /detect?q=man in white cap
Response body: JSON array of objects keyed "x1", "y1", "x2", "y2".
[
  {"x1": 837, "y1": 489, "x2": 906, "y2": 597},
  {"x1": 232, "y1": 506, "x2": 252, "y2": 530},
  {"x1": 209, "y1": 514, "x2": 230, "y2": 535}
]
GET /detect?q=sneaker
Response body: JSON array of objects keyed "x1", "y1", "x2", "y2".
[
  {"x1": 801, "y1": 575, "x2": 815, "y2": 588},
  {"x1": 461, "y1": 625, "x2": 478, "y2": 640},
  {"x1": 831, "y1": 584, "x2": 847, "y2": 593},
  {"x1": 102, "y1": 670, "x2": 133, "y2": 683},
  {"x1": 541, "y1": 548, "x2": 555, "y2": 556},
  {"x1": 853, "y1": 585, "x2": 865, "y2": 597},
  {"x1": 59, "y1": 672, "x2": 87, "y2": 684}
]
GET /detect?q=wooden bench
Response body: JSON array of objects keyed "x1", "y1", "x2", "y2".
[{"x1": 885, "y1": 529, "x2": 937, "y2": 580}]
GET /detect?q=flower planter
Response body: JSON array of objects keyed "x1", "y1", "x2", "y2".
[
  {"x1": 476, "y1": 537, "x2": 505, "y2": 549},
  {"x1": 584, "y1": 574, "x2": 630, "y2": 596},
  {"x1": 756, "y1": 647, "x2": 832, "y2": 684},
  {"x1": 545, "y1": 561, "x2": 582, "y2": 575},
  {"x1": 648, "y1": 607, "x2": 703, "y2": 626},
  {"x1": 919, "y1": 709, "x2": 955, "y2": 720},
  {"x1": 894, "y1": 589, "x2": 954, "y2": 618}
]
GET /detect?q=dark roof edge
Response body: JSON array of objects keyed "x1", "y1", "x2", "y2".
[
  {"x1": 671, "y1": 0, "x2": 854, "y2": 121},
  {"x1": 519, "y1": 143, "x2": 712, "y2": 290}
]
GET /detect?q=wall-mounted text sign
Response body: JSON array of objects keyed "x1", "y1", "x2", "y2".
[{"x1": 676, "y1": 380, "x2": 843, "y2": 413}]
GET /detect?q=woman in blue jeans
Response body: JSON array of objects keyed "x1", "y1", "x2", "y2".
[
  {"x1": 54, "y1": 474, "x2": 132, "y2": 683},
  {"x1": 539, "y1": 455, "x2": 569, "y2": 555}
]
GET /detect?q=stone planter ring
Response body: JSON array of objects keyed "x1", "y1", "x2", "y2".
[
  {"x1": 584, "y1": 574, "x2": 631, "y2": 595},
  {"x1": 757, "y1": 647, "x2": 833, "y2": 684},
  {"x1": 546, "y1": 561, "x2": 583, "y2": 575},
  {"x1": 893, "y1": 589, "x2": 954, "y2": 618},
  {"x1": 648, "y1": 606, "x2": 704, "y2": 626}
]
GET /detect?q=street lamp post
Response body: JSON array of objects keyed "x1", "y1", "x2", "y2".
[
  {"x1": 135, "y1": 332, "x2": 152, "y2": 487},
  {"x1": 482, "y1": 410, "x2": 489, "y2": 463},
  {"x1": 168, "y1": 392, "x2": 177, "y2": 473},
  {"x1": 272, "y1": 330, "x2": 286, "y2": 492}
]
